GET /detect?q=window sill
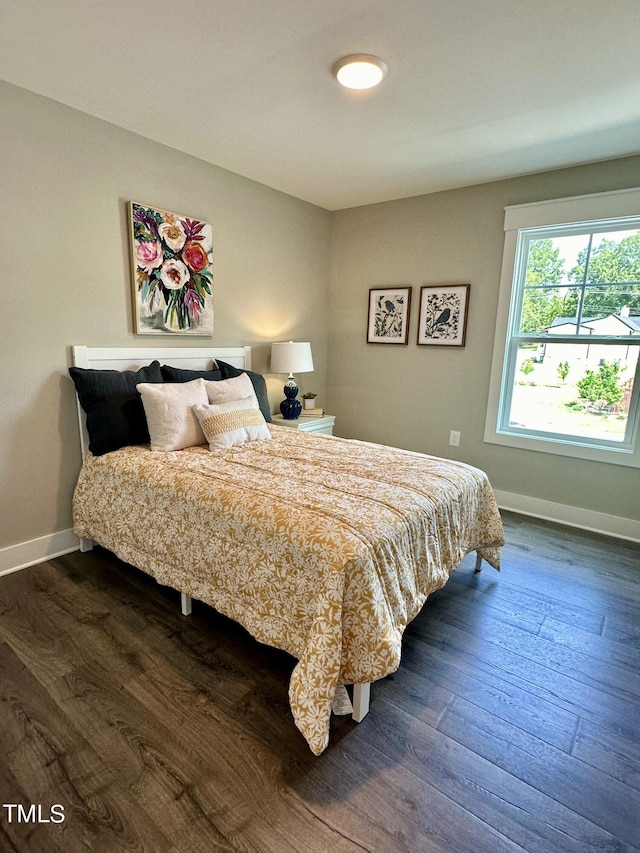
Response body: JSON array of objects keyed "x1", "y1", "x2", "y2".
[{"x1": 484, "y1": 425, "x2": 640, "y2": 468}]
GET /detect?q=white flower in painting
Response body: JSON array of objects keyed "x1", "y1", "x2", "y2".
[
  {"x1": 159, "y1": 258, "x2": 190, "y2": 290},
  {"x1": 158, "y1": 220, "x2": 186, "y2": 251}
]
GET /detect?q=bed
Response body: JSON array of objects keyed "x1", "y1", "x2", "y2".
[{"x1": 70, "y1": 345, "x2": 504, "y2": 755}]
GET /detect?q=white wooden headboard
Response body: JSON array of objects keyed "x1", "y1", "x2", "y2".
[{"x1": 71, "y1": 345, "x2": 252, "y2": 457}]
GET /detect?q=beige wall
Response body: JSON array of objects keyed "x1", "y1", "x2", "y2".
[
  {"x1": 328, "y1": 156, "x2": 640, "y2": 527},
  {"x1": 0, "y1": 81, "x2": 330, "y2": 551}
]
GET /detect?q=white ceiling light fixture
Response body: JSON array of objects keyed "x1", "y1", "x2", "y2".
[{"x1": 332, "y1": 54, "x2": 388, "y2": 90}]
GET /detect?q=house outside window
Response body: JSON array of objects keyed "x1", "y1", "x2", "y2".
[{"x1": 485, "y1": 188, "x2": 640, "y2": 468}]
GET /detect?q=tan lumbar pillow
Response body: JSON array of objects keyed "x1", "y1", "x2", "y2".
[{"x1": 192, "y1": 397, "x2": 271, "y2": 450}]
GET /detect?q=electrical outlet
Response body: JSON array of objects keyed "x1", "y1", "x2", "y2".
[{"x1": 449, "y1": 430, "x2": 461, "y2": 447}]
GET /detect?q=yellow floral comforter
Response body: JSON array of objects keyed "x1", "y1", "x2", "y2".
[{"x1": 73, "y1": 426, "x2": 504, "y2": 754}]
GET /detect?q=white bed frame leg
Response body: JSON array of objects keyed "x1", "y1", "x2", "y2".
[
  {"x1": 181, "y1": 592, "x2": 192, "y2": 616},
  {"x1": 79, "y1": 537, "x2": 94, "y2": 552},
  {"x1": 352, "y1": 682, "x2": 370, "y2": 723},
  {"x1": 474, "y1": 552, "x2": 483, "y2": 573}
]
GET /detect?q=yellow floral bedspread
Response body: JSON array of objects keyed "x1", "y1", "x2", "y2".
[{"x1": 73, "y1": 426, "x2": 504, "y2": 755}]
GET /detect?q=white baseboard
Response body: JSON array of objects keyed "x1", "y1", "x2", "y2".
[
  {"x1": 0, "y1": 528, "x2": 79, "y2": 578},
  {"x1": 494, "y1": 490, "x2": 640, "y2": 544}
]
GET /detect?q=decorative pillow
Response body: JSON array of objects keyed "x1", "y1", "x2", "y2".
[
  {"x1": 160, "y1": 364, "x2": 223, "y2": 383},
  {"x1": 137, "y1": 378, "x2": 209, "y2": 452},
  {"x1": 213, "y1": 360, "x2": 272, "y2": 423},
  {"x1": 192, "y1": 397, "x2": 271, "y2": 450},
  {"x1": 204, "y1": 373, "x2": 257, "y2": 406},
  {"x1": 69, "y1": 361, "x2": 163, "y2": 456}
]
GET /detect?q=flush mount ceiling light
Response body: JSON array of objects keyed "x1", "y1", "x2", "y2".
[{"x1": 332, "y1": 54, "x2": 388, "y2": 90}]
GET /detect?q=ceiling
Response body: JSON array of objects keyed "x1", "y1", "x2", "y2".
[{"x1": 1, "y1": 0, "x2": 639, "y2": 210}]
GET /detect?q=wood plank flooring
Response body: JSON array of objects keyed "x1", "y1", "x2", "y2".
[{"x1": 0, "y1": 511, "x2": 639, "y2": 852}]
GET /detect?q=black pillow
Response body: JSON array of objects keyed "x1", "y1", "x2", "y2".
[
  {"x1": 69, "y1": 360, "x2": 164, "y2": 455},
  {"x1": 214, "y1": 360, "x2": 272, "y2": 423},
  {"x1": 160, "y1": 364, "x2": 223, "y2": 383}
]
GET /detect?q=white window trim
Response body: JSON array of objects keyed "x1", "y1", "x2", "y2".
[{"x1": 485, "y1": 186, "x2": 640, "y2": 469}]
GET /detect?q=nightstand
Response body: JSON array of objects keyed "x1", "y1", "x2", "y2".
[{"x1": 272, "y1": 414, "x2": 335, "y2": 436}]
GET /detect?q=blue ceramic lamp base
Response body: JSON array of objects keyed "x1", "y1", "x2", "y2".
[{"x1": 280, "y1": 378, "x2": 302, "y2": 419}]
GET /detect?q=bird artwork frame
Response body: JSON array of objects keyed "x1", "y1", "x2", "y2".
[
  {"x1": 417, "y1": 284, "x2": 470, "y2": 347},
  {"x1": 366, "y1": 286, "x2": 412, "y2": 345}
]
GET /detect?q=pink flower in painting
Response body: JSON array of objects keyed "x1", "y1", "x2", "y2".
[
  {"x1": 182, "y1": 240, "x2": 209, "y2": 273},
  {"x1": 159, "y1": 258, "x2": 190, "y2": 290},
  {"x1": 135, "y1": 240, "x2": 163, "y2": 274},
  {"x1": 159, "y1": 220, "x2": 186, "y2": 251}
]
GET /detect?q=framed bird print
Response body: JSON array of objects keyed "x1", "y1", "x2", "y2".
[
  {"x1": 366, "y1": 287, "x2": 412, "y2": 345},
  {"x1": 417, "y1": 284, "x2": 470, "y2": 347}
]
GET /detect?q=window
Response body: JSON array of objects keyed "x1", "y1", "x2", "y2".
[{"x1": 485, "y1": 188, "x2": 640, "y2": 468}]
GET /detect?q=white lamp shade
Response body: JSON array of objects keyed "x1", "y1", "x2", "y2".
[{"x1": 271, "y1": 341, "x2": 314, "y2": 374}]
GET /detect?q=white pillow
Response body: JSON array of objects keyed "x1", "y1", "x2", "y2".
[
  {"x1": 137, "y1": 378, "x2": 208, "y2": 451},
  {"x1": 193, "y1": 397, "x2": 271, "y2": 450},
  {"x1": 204, "y1": 373, "x2": 257, "y2": 406}
]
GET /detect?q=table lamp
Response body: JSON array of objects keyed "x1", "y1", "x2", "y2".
[{"x1": 271, "y1": 341, "x2": 314, "y2": 419}]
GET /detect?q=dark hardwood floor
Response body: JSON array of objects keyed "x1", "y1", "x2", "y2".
[{"x1": 1, "y1": 511, "x2": 639, "y2": 852}]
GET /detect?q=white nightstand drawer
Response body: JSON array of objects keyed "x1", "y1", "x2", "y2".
[{"x1": 272, "y1": 414, "x2": 335, "y2": 436}]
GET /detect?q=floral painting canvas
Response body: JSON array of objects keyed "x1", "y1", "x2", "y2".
[
  {"x1": 129, "y1": 202, "x2": 213, "y2": 335},
  {"x1": 367, "y1": 287, "x2": 412, "y2": 344},
  {"x1": 417, "y1": 284, "x2": 470, "y2": 347}
]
